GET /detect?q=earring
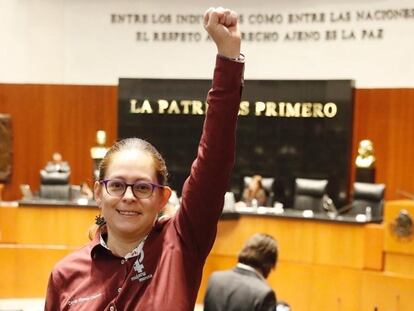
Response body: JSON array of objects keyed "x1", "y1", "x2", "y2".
[{"x1": 95, "y1": 214, "x2": 106, "y2": 226}]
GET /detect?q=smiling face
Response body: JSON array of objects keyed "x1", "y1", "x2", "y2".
[{"x1": 94, "y1": 148, "x2": 171, "y2": 242}]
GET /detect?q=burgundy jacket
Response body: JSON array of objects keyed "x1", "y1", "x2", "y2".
[{"x1": 45, "y1": 56, "x2": 244, "y2": 311}]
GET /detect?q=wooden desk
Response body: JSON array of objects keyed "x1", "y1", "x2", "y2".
[
  {"x1": 203, "y1": 205, "x2": 414, "y2": 311},
  {"x1": 207, "y1": 212, "x2": 383, "y2": 269},
  {"x1": 0, "y1": 204, "x2": 17, "y2": 243},
  {"x1": 1, "y1": 201, "x2": 414, "y2": 310},
  {"x1": 0, "y1": 203, "x2": 98, "y2": 297},
  {"x1": 360, "y1": 200, "x2": 414, "y2": 311},
  {"x1": 198, "y1": 212, "x2": 384, "y2": 311}
]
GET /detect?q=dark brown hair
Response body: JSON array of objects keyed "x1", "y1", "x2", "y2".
[
  {"x1": 238, "y1": 233, "x2": 278, "y2": 278},
  {"x1": 98, "y1": 137, "x2": 168, "y2": 185}
]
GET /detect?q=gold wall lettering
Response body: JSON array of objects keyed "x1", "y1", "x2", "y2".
[{"x1": 130, "y1": 99, "x2": 338, "y2": 118}]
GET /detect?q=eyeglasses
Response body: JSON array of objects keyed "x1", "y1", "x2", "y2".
[{"x1": 100, "y1": 179, "x2": 164, "y2": 199}]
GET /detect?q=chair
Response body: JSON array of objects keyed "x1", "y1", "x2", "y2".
[
  {"x1": 39, "y1": 169, "x2": 71, "y2": 200},
  {"x1": 243, "y1": 176, "x2": 275, "y2": 206},
  {"x1": 293, "y1": 178, "x2": 328, "y2": 212},
  {"x1": 345, "y1": 182, "x2": 385, "y2": 218}
]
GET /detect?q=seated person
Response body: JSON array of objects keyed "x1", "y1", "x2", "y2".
[
  {"x1": 203, "y1": 233, "x2": 278, "y2": 311},
  {"x1": 238, "y1": 175, "x2": 268, "y2": 207},
  {"x1": 44, "y1": 152, "x2": 70, "y2": 173},
  {"x1": 39, "y1": 152, "x2": 71, "y2": 200}
]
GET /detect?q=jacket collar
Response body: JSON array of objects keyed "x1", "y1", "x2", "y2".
[{"x1": 235, "y1": 263, "x2": 265, "y2": 280}]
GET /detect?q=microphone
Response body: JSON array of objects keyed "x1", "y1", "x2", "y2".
[
  {"x1": 336, "y1": 203, "x2": 354, "y2": 215},
  {"x1": 397, "y1": 189, "x2": 414, "y2": 200}
]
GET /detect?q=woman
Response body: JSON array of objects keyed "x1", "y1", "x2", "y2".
[
  {"x1": 45, "y1": 7, "x2": 244, "y2": 311},
  {"x1": 242, "y1": 175, "x2": 268, "y2": 207}
]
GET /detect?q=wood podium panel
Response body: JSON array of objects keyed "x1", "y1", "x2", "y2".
[
  {"x1": 385, "y1": 253, "x2": 414, "y2": 276},
  {"x1": 0, "y1": 205, "x2": 17, "y2": 243},
  {"x1": 16, "y1": 206, "x2": 98, "y2": 246},
  {"x1": 0, "y1": 203, "x2": 99, "y2": 298},
  {"x1": 211, "y1": 214, "x2": 382, "y2": 269},
  {"x1": 309, "y1": 265, "x2": 362, "y2": 311},
  {"x1": 269, "y1": 261, "x2": 313, "y2": 311},
  {"x1": 0, "y1": 247, "x2": 71, "y2": 297},
  {"x1": 363, "y1": 223, "x2": 384, "y2": 270},
  {"x1": 0, "y1": 247, "x2": 16, "y2": 296},
  {"x1": 211, "y1": 216, "x2": 315, "y2": 263},
  {"x1": 361, "y1": 272, "x2": 414, "y2": 311},
  {"x1": 313, "y1": 222, "x2": 381, "y2": 269},
  {"x1": 2, "y1": 202, "x2": 414, "y2": 309}
]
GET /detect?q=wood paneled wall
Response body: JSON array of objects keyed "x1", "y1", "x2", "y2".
[
  {"x1": 0, "y1": 84, "x2": 117, "y2": 201},
  {"x1": 352, "y1": 89, "x2": 414, "y2": 200},
  {"x1": 0, "y1": 84, "x2": 413, "y2": 201}
]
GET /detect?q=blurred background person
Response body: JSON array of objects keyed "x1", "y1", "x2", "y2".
[
  {"x1": 238, "y1": 175, "x2": 268, "y2": 207},
  {"x1": 44, "y1": 152, "x2": 70, "y2": 173}
]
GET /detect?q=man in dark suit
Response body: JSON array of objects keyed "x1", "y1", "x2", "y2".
[{"x1": 203, "y1": 233, "x2": 278, "y2": 311}]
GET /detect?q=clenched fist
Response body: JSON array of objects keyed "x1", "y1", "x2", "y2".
[{"x1": 203, "y1": 7, "x2": 241, "y2": 59}]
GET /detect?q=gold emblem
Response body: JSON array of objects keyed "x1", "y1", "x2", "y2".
[{"x1": 390, "y1": 209, "x2": 413, "y2": 240}]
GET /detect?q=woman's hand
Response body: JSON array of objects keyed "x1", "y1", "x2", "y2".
[{"x1": 203, "y1": 7, "x2": 241, "y2": 59}]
